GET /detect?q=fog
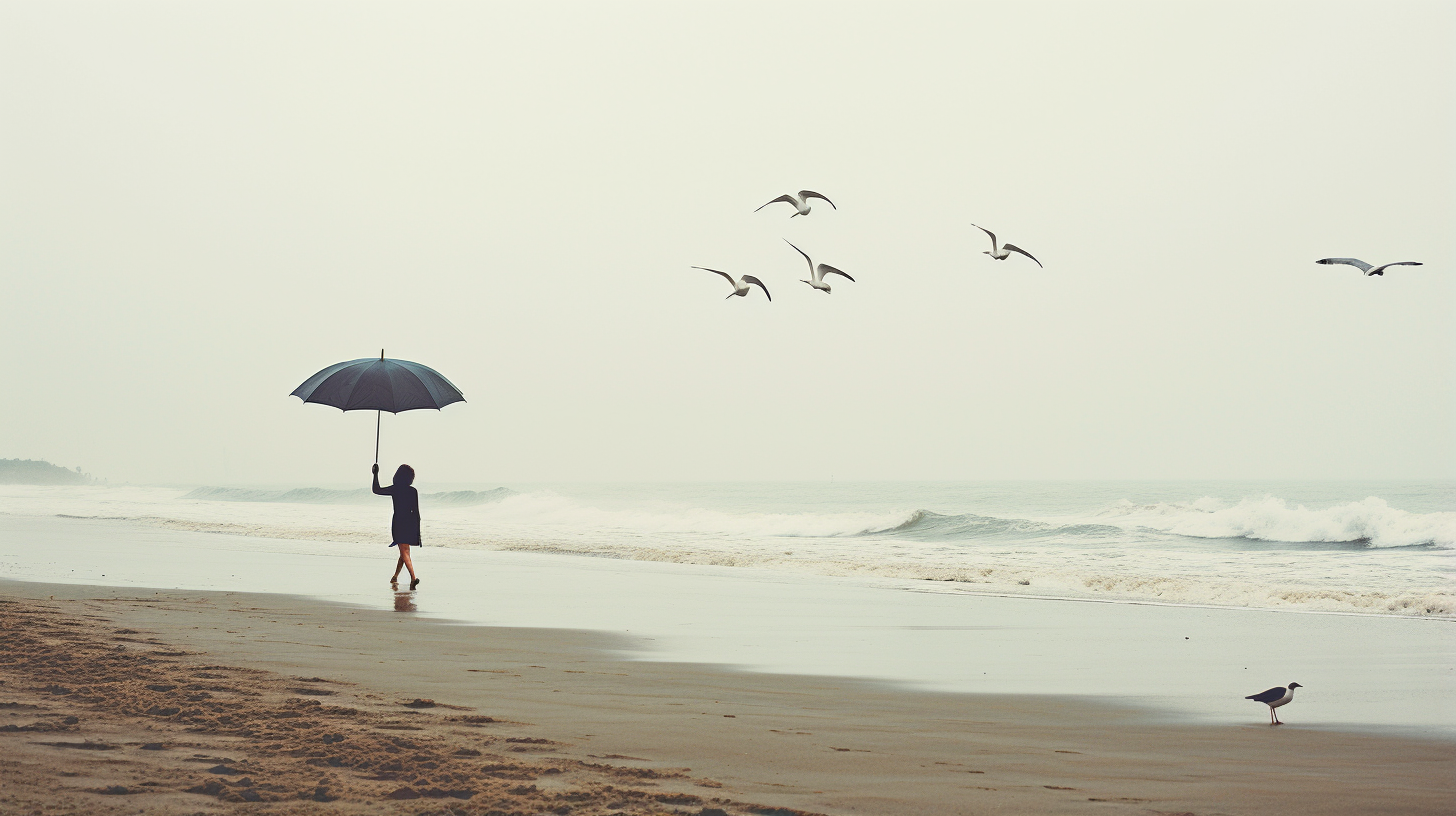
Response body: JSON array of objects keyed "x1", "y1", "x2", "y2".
[{"x1": 2, "y1": 1, "x2": 1451, "y2": 485}]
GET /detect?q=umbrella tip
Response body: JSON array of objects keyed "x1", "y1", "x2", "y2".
[{"x1": 380, "y1": 348, "x2": 385, "y2": 360}]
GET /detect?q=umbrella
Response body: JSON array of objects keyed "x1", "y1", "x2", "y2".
[{"x1": 291, "y1": 350, "x2": 465, "y2": 463}]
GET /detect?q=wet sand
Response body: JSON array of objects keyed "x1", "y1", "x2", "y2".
[
  {"x1": 2, "y1": 579, "x2": 1452, "y2": 815},
  {"x1": 7, "y1": 513, "x2": 1452, "y2": 736}
]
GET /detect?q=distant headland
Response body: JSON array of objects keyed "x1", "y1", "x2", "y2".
[{"x1": 0, "y1": 459, "x2": 100, "y2": 485}]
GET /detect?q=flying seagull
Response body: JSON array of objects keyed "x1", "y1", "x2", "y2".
[
  {"x1": 1316, "y1": 258, "x2": 1423, "y2": 276},
  {"x1": 692, "y1": 267, "x2": 772, "y2": 301},
  {"x1": 755, "y1": 190, "x2": 836, "y2": 217},
  {"x1": 784, "y1": 240, "x2": 854, "y2": 294},
  {"x1": 1245, "y1": 682, "x2": 1302, "y2": 725},
  {"x1": 972, "y1": 224, "x2": 1042, "y2": 268}
]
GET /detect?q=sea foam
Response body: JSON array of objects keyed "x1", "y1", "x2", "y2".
[
  {"x1": 1094, "y1": 496, "x2": 1456, "y2": 548},
  {"x1": 3, "y1": 484, "x2": 1451, "y2": 618}
]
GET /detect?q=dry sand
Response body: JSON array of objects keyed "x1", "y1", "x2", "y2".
[{"x1": 1, "y1": 580, "x2": 1451, "y2": 816}]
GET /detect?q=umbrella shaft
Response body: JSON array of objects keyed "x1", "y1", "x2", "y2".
[{"x1": 375, "y1": 411, "x2": 381, "y2": 465}]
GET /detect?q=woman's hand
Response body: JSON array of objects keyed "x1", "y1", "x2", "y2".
[{"x1": 372, "y1": 464, "x2": 379, "y2": 475}]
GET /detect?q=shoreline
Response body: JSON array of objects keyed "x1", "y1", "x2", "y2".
[
  {"x1": 3, "y1": 578, "x2": 1454, "y2": 815},
  {"x1": 4, "y1": 513, "x2": 1455, "y2": 736},
  {"x1": 3, "y1": 478, "x2": 1452, "y2": 621},
  {"x1": 5, "y1": 575, "x2": 1452, "y2": 740},
  {"x1": 14, "y1": 510, "x2": 1456, "y2": 625}
]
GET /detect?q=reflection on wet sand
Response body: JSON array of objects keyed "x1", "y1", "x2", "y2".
[{"x1": 393, "y1": 591, "x2": 417, "y2": 613}]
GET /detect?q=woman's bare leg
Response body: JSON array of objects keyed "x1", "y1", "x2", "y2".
[
  {"x1": 391, "y1": 551, "x2": 406, "y2": 582},
  {"x1": 398, "y1": 544, "x2": 418, "y2": 586}
]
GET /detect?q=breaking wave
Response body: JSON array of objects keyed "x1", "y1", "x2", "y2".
[
  {"x1": 68, "y1": 486, "x2": 1456, "y2": 553},
  {"x1": 867, "y1": 509, "x2": 1127, "y2": 541},
  {"x1": 850, "y1": 499, "x2": 1455, "y2": 550},
  {"x1": 1093, "y1": 496, "x2": 1456, "y2": 549},
  {"x1": 4, "y1": 484, "x2": 1451, "y2": 618}
]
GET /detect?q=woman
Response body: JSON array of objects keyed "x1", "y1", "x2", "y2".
[{"x1": 372, "y1": 463, "x2": 421, "y2": 589}]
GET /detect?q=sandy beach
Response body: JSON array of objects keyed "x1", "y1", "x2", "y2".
[
  {"x1": 5, "y1": 513, "x2": 1453, "y2": 733},
  {"x1": 3, "y1": 578, "x2": 1452, "y2": 816}
]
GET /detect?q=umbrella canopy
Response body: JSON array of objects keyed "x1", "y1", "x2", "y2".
[
  {"x1": 291, "y1": 355, "x2": 465, "y2": 413},
  {"x1": 291, "y1": 352, "x2": 465, "y2": 463}
]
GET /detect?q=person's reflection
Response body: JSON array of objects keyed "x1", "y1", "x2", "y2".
[{"x1": 393, "y1": 590, "x2": 417, "y2": 613}]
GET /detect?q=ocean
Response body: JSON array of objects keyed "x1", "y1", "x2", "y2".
[{"x1": 2, "y1": 479, "x2": 1451, "y2": 619}]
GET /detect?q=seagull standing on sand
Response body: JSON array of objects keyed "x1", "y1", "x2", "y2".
[
  {"x1": 692, "y1": 267, "x2": 772, "y2": 301},
  {"x1": 755, "y1": 190, "x2": 836, "y2": 217},
  {"x1": 1245, "y1": 682, "x2": 1302, "y2": 725},
  {"x1": 784, "y1": 240, "x2": 854, "y2": 294},
  {"x1": 1316, "y1": 258, "x2": 1423, "y2": 277},
  {"x1": 973, "y1": 224, "x2": 1043, "y2": 268}
]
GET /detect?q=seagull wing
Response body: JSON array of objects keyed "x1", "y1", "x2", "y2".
[
  {"x1": 1245, "y1": 687, "x2": 1286, "y2": 703},
  {"x1": 754, "y1": 194, "x2": 798, "y2": 213},
  {"x1": 742, "y1": 275, "x2": 772, "y2": 302},
  {"x1": 692, "y1": 266, "x2": 738, "y2": 289},
  {"x1": 784, "y1": 240, "x2": 816, "y2": 277},
  {"x1": 971, "y1": 224, "x2": 998, "y2": 251},
  {"x1": 799, "y1": 190, "x2": 836, "y2": 209},
  {"x1": 818, "y1": 264, "x2": 855, "y2": 282},
  {"x1": 1316, "y1": 258, "x2": 1372, "y2": 273},
  {"x1": 1003, "y1": 243, "x2": 1043, "y2": 268},
  {"x1": 1367, "y1": 261, "x2": 1423, "y2": 276}
]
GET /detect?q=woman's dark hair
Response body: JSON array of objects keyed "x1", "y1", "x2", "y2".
[{"x1": 393, "y1": 464, "x2": 416, "y2": 487}]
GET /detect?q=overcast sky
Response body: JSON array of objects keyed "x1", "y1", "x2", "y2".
[{"x1": 2, "y1": 1, "x2": 1451, "y2": 486}]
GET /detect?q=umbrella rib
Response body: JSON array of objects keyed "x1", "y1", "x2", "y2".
[
  {"x1": 343, "y1": 360, "x2": 392, "y2": 412},
  {"x1": 291, "y1": 358, "x2": 368, "y2": 401},
  {"x1": 405, "y1": 362, "x2": 464, "y2": 408},
  {"x1": 384, "y1": 363, "x2": 431, "y2": 412}
]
